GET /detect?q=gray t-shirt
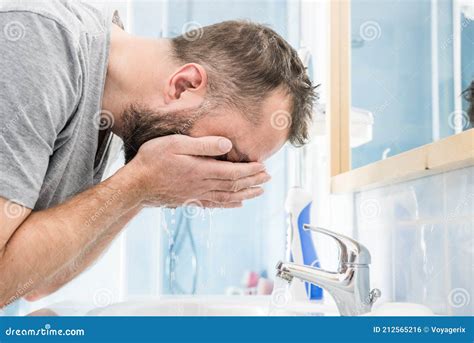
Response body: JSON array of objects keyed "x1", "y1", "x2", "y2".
[{"x1": 0, "y1": 0, "x2": 121, "y2": 210}]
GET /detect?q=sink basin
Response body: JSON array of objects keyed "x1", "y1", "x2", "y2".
[
  {"x1": 26, "y1": 295, "x2": 432, "y2": 317},
  {"x1": 87, "y1": 295, "x2": 338, "y2": 316},
  {"x1": 89, "y1": 297, "x2": 265, "y2": 316},
  {"x1": 363, "y1": 302, "x2": 435, "y2": 316}
]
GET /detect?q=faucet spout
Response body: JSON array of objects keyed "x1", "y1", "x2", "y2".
[
  {"x1": 275, "y1": 227, "x2": 381, "y2": 316},
  {"x1": 277, "y1": 261, "x2": 351, "y2": 290},
  {"x1": 277, "y1": 260, "x2": 377, "y2": 316}
]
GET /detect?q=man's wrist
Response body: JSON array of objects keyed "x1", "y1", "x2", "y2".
[{"x1": 109, "y1": 162, "x2": 146, "y2": 209}]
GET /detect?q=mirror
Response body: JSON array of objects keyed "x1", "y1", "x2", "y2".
[{"x1": 350, "y1": 0, "x2": 473, "y2": 169}]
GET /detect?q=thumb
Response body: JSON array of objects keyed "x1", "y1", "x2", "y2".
[{"x1": 171, "y1": 135, "x2": 232, "y2": 156}]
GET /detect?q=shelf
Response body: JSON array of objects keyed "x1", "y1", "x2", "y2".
[{"x1": 331, "y1": 129, "x2": 474, "y2": 193}]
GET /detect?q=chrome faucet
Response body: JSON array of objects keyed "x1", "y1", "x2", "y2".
[{"x1": 276, "y1": 225, "x2": 381, "y2": 316}]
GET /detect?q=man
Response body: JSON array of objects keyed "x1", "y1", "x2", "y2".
[{"x1": 0, "y1": 0, "x2": 315, "y2": 305}]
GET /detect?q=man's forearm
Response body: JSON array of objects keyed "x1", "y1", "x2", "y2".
[
  {"x1": 25, "y1": 206, "x2": 142, "y2": 301},
  {"x1": 0, "y1": 165, "x2": 144, "y2": 306},
  {"x1": 0, "y1": 135, "x2": 268, "y2": 307}
]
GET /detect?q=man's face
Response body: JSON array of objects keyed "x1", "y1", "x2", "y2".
[
  {"x1": 121, "y1": 88, "x2": 291, "y2": 164},
  {"x1": 190, "y1": 88, "x2": 291, "y2": 163}
]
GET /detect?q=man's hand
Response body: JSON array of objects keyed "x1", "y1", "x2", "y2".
[
  {"x1": 0, "y1": 135, "x2": 271, "y2": 305},
  {"x1": 127, "y1": 135, "x2": 271, "y2": 208}
]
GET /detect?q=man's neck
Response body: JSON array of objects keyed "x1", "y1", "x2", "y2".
[{"x1": 102, "y1": 25, "x2": 174, "y2": 138}]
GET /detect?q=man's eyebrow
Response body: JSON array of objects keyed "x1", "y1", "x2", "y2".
[{"x1": 233, "y1": 146, "x2": 251, "y2": 163}]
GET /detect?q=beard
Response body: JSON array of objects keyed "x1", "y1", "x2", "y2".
[{"x1": 120, "y1": 103, "x2": 207, "y2": 163}]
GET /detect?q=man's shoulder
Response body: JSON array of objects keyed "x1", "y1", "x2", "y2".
[{"x1": 0, "y1": 0, "x2": 111, "y2": 42}]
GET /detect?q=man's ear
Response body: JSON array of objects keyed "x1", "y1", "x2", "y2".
[{"x1": 165, "y1": 63, "x2": 208, "y2": 102}]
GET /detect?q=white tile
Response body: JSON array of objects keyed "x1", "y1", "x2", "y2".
[
  {"x1": 347, "y1": 167, "x2": 473, "y2": 316},
  {"x1": 445, "y1": 166, "x2": 474, "y2": 221},
  {"x1": 405, "y1": 173, "x2": 445, "y2": 221},
  {"x1": 447, "y1": 221, "x2": 474, "y2": 315},
  {"x1": 392, "y1": 223, "x2": 448, "y2": 314}
]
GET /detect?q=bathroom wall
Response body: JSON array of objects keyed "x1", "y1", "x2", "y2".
[
  {"x1": 157, "y1": 0, "x2": 299, "y2": 295},
  {"x1": 327, "y1": 165, "x2": 473, "y2": 315},
  {"x1": 159, "y1": 150, "x2": 289, "y2": 295}
]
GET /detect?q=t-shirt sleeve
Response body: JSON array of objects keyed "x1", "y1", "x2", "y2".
[{"x1": 0, "y1": 11, "x2": 81, "y2": 209}]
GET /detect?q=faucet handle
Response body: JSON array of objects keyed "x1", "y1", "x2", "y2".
[{"x1": 303, "y1": 225, "x2": 371, "y2": 266}]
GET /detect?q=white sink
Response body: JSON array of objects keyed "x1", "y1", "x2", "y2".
[
  {"x1": 87, "y1": 295, "x2": 338, "y2": 316},
  {"x1": 364, "y1": 302, "x2": 435, "y2": 316},
  {"x1": 26, "y1": 296, "x2": 432, "y2": 317}
]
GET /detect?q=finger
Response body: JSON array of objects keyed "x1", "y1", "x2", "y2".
[
  {"x1": 204, "y1": 187, "x2": 264, "y2": 203},
  {"x1": 168, "y1": 135, "x2": 233, "y2": 156},
  {"x1": 24, "y1": 290, "x2": 45, "y2": 302},
  {"x1": 200, "y1": 201, "x2": 243, "y2": 208},
  {"x1": 164, "y1": 200, "x2": 242, "y2": 209},
  {"x1": 210, "y1": 171, "x2": 271, "y2": 192},
  {"x1": 205, "y1": 160, "x2": 266, "y2": 180}
]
